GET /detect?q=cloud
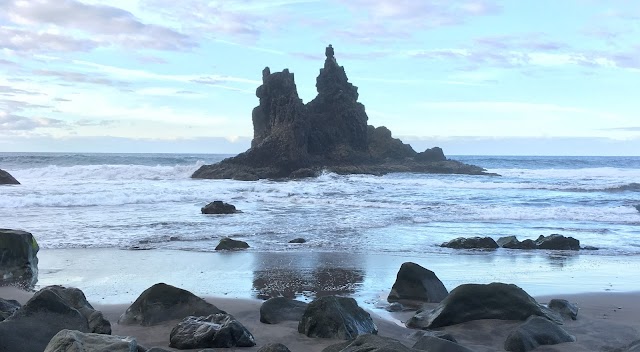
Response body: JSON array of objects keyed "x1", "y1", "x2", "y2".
[
  {"x1": 602, "y1": 126, "x2": 640, "y2": 132},
  {"x1": 0, "y1": 111, "x2": 65, "y2": 131},
  {"x1": 33, "y1": 69, "x2": 130, "y2": 87},
  {"x1": 0, "y1": 0, "x2": 195, "y2": 52}
]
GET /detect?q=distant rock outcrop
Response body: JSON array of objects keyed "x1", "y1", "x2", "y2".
[
  {"x1": 192, "y1": 46, "x2": 493, "y2": 181},
  {"x1": 0, "y1": 169, "x2": 19, "y2": 185}
]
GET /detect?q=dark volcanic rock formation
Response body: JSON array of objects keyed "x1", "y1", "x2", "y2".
[
  {"x1": 387, "y1": 262, "x2": 448, "y2": 306},
  {"x1": 0, "y1": 169, "x2": 19, "y2": 184},
  {"x1": 201, "y1": 201, "x2": 240, "y2": 214},
  {"x1": 0, "y1": 228, "x2": 39, "y2": 289},
  {"x1": 298, "y1": 295, "x2": 377, "y2": 340},
  {"x1": 44, "y1": 329, "x2": 140, "y2": 352},
  {"x1": 192, "y1": 46, "x2": 492, "y2": 180},
  {"x1": 215, "y1": 237, "x2": 250, "y2": 250},
  {"x1": 504, "y1": 316, "x2": 575, "y2": 352},
  {"x1": 441, "y1": 236, "x2": 499, "y2": 249},
  {"x1": 169, "y1": 313, "x2": 256, "y2": 349},
  {"x1": 260, "y1": 297, "x2": 308, "y2": 324}
]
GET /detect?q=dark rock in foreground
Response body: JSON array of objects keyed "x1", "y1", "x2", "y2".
[
  {"x1": 260, "y1": 297, "x2": 308, "y2": 324},
  {"x1": 441, "y1": 237, "x2": 499, "y2": 250},
  {"x1": 322, "y1": 334, "x2": 417, "y2": 352},
  {"x1": 258, "y1": 343, "x2": 293, "y2": 352},
  {"x1": 535, "y1": 234, "x2": 580, "y2": 250},
  {"x1": 192, "y1": 46, "x2": 494, "y2": 181},
  {"x1": 298, "y1": 295, "x2": 377, "y2": 340},
  {"x1": 548, "y1": 299, "x2": 579, "y2": 320},
  {"x1": 504, "y1": 316, "x2": 575, "y2": 352},
  {"x1": 388, "y1": 262, "x2": 448, "y2": 306},
  {"x1": 412, "y1": 335, "x2": 475, "y2": 352},
  {"x1": 169, "y1": 313, "x2": 256, "y2": 349},
  {"x1": 0, "y1": 286, "x2": 110, "y2": 352},
  {"x1": 0, "y1": 297, "x2": 20, "y2": 322},
  {"x1": 201, "y1": 201, "x2": 240, "y2": 214},
  {"x1": 406, "y1": 282, "x2": 562, "y2": 329},
  {"x1": 44, "y1": 329, "x2": 139, "y2": 352},
  {"x1": 0, "y1": 228, "x2": 39, "y2": 289},
  {"x1": 215, "y1": 237, "x2": 250, "y2": 250},
  {"x1": 118, "y1": 283, "x2": 225, "y2": 326},
  {"x1": 0, "y1": 169, "x2": 19, "y2": 185}
]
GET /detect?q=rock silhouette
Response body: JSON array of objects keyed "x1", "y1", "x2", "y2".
[{"x1": 192, "y1": 46, "x2": 492, "y2": 180}]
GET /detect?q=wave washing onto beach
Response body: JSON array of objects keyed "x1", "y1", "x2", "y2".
[{"x1": 1, "y1": 153, "x2": 639, "y2": 256}]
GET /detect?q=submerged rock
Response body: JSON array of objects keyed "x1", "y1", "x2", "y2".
[
  {"x1": 118, "y1": 283, "x2": 224, "y2": 326},
  {"x1": 192, "y1": 46, "x2": 493, "y2": 181},
  {"x1": 288, "y1": 237, "x2": 306, "y2": 243},
  {"x1": 406, "y1": 282, "x2": 562, "y2": 329},
  {"x1": 535, "y1": 234, "x2": 580, "y2": 250},
  {"x1": 201, "y1": 201, "x2": 240, "y2": 214},
  {"x1": 169, "y1": 313, "x2": 256, "y2": 349},
  {"x1": 441, "y1": 237, "x2": 499, "y2": 249},
  {"x1": 387, "y1": 262, "x2": 448, "y2": 306},
  {"x1": 0, "y1": 229, "x2": 39, "y2": 288},
  {"x1": 260, "y1": 297, "x2": 308, "y2": 324},
  {"x1": 0, "y1": 169, "x2": 20, "y2": 185},
  {"x1": 504, "y1": 316, "x2": 575, "y2": 352},
  {"x1": 44, "y1": 329, "x2": 139, "y2": 352},
  {"x1": 298, "y1": 295, "x2": 377, "y2": 340},
  {"x1": 215, "y1": 237, "x2": 250, "y2": 250}
]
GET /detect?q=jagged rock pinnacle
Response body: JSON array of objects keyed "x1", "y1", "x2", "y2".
[{"x1": 325, "y1": 44, "x2": 334, "y2": 58}]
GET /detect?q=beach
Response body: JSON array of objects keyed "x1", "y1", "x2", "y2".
[{"x1": 2, "y1": 248, "x2": 640, "y2": 351}]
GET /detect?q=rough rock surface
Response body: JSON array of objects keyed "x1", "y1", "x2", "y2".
[
  {"x1": 169, "y1": 313, "x2": 256, "y2": 349},
  {"x1": 0, "y1": 228, "x2": 39, "y2": 288},
  {"x1": 412, "y1": 335, "x2": 475, "y2": 352},
  {"x1": 215, "y1": 237, "x2": 250, "y2": 250},
  {"x1": 298, "y1": 295, "x2": 377, "y2": 339},
  {"x1": 387, "y1": 262, "x2": 448, "y2": 306},
  {"x1": 406, "y1": 282, "x2": 562, "y2": 329},
  {"x1": 0, "y1": 286, "x2": 110, "y2": 352},
  {"x1": 260, "y1": 297, "x2": 308, "y2": 324},
  {"x1": 192, "y1": 46, "x2": 493, "y2": 181},
  {"x1": 548, "y1": 299, "x2": 579, "y2": 320},
  {"x1": 0, "y1": 169, "x2": 20, "y2": 184},
  {"x1": 504, "y1": 316, "x2": 576, "y2": 352},
  {"x1": 44, "y1": 329, "x2": 139, "y2": 352},
  {"x1": 0, "y1": 297, "x2": 20, "y2": 322},
  {"x1": 257, "y1": 343, "x2": 293, "y2": 352},
  {"x1": 322, "y1": 334, "x2": 418, "y2": 352},
  {"x1": 118, "y1": 283, "x2": 225, "y2": 326},
  {"x1": 441, "y1": 237, "x2": 499, "y2": 249},
  {"x1": 201, "y1": 201, "x2": 240, "y2": 214},
  {"x1": 535, "y1": 234, "x2": 580, "y2": 250},
  {"x1": 634, "y1": 204, "x2": 640, "y2": 212}
]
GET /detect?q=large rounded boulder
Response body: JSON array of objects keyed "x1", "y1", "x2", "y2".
[
  {"x1": 387, "y1": 262, "x2": 448, "y2": 306},
  {"x1": 201, "y1": 201, "x2": 240, "y2": 214},
  {"x1": 260, "y1": 297, "x2": 308, "y2": 324},
  {"x1": 441, "y1": 237, "x2": 499, "y2": 249},
  {"x1": 215, "y1": 237, "x2": 250, "y2": 250},
  {"x1": 406, "y1": 282, "x2": 562, "y2": 329},
  {"x1": 0, "y1": 229, "x2": 39, "y2": 288},
  {"x1": 169, "y1": 313, "x2": 255, "y2": 349},
  {"x1": 322, "y1": 334, "x2": 417, "y2": 352},
  {"x1": 44, "y1": 329, "x2": 139, "y2": 352},
  {"x1": 504, "y1": 316, "x2": 575, "y2": 352},
  {"x1": 535, "y1": 234, "x2": 580, "y2": 250},
  {"x1": 118, "y1": 283, "x2": 225, "y2": 326},
  {"x1": 298, "y1": 295, "x2": 377, "y2": 340}
]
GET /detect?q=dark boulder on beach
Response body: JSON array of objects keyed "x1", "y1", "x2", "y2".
[
  {"x1": 260, "y1": 297, "x2": 308, "y2": 324},
  {"x1": 504, "y1": 316, "x2": 575, "y2": 352},
  {"x1": 258, "y1": 343, "x2": 293, "y2": 352},
  {"x1": 0, "y1": 297, "x2": 20, "y2": 321},
  {"x1": 215, "y1": 237, "x2": 250, "y2": 250},
  {"x1": 0, "y1": 169, "x2": 20, "y2": 185},
  {"x1": 412, "y1": 335, "x2": 476, "y2": 352},
  {"x1": 118, "y1": 283, "x2": 225, "y2": 326},
  {"x1": 201, "y1": 201, "x2": 240, "y2": 214},
  {"x1": 0, "y1": 229, "x2": 39, "y2": 289},
  {"x1": 0, "y1": 285, "x2": 110, "y2": 352},
  {"x1": 44, "y1": 329, "x2": 140, "y2": 352},
  {"x1": 298, "y1": 295, "x2": 377, "y2": 340},
  {"x1": 535, "y1": 234, "x2": 580, "y2": 250},
  {"x1": 322, "y1": 334, "x2": 418, "y2": 352},
  {"x1": 441, "y1": 236, "x2": 499, "y2": 249},
  {"x1": 406, "y1": 282, "x2": 562, "y2": 329},
  {"x1": 548, "y1": 299, "x2": 579, "y2": 320},
  {"x1": 169, "y1": 313, "x2": 256, "y2": 349},
  {"x1": 191, "y1": 46, "x2": 493, "y2": 181},
  {"x1": 387, "y1": 262, "x2": 448, "y2": 306}
]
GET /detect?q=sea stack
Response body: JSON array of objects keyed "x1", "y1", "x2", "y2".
[{"x1": 192, "y1": 45, "x2": 491, "y2": 181}]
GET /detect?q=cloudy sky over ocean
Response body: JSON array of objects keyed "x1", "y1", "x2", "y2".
[{"x1": 1, "y1": 0, "x2": 639, "y2": 155}]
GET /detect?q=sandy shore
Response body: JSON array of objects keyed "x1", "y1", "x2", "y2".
[{"x1": 2, "y1": 248, "x2": 640, "y2": 351}]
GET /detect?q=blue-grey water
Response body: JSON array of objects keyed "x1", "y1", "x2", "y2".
[{"x1": 1, "y1": 153, "x2": 639, "y2": 256}]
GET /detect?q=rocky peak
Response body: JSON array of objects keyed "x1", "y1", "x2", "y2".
[{"x1": 316, "y1": 44, "x2": 358, "y2": 102}]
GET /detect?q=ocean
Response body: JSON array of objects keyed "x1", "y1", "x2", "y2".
[{"x1": 1, "y1": 153, "x2": 639, "y2": 257}]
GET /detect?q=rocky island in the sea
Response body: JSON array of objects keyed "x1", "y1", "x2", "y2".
[{"x1": 192, "y1": 45, "x2": 494, "y2": 181}]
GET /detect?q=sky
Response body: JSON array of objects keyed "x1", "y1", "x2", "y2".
[{"x1": 1, "y1": 0, "x2": 639, "y2": 155}]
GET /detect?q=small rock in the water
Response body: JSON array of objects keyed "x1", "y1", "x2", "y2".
[
  {"x1": 215, "y1": 237, "x2": 250, "y2": 250},
  {"x1": 0, "y1": 169, "x2": 20, "y2": 185},
  {"x1": 201, "y1": 201, "x2": 240, "y2": 214},
  {"x1": 441, "y1": 236, "x2": 499, "y2": 249},
  {"x1": 634, "y1": 204, "x2": 640, "y2": 212},
  {"x1": 288, "y1": 238, "x2": 306, "y2": 243},
  {"x1": 535, "y1": 234, "x2": 580, "y2": 250}
]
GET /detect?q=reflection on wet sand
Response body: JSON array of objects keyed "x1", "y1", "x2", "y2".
[{"x1": 252, "y1": 252, "x2": 365, "y2": 300}]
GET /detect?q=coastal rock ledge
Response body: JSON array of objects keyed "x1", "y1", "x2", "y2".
[{"x1": 192, "y1": 45, "x2": 494, "y2": 181}]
